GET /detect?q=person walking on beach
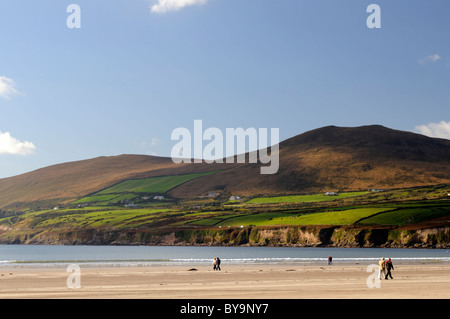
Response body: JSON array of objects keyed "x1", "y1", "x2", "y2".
[
  {"x1": 212, "y1": 257, "x2": 221, "y2": 271},
  {"x1": 378, "y1": 257, "x2": 386, "y2": 280},
  {"x1": 216, "y1": 257, "x2": 221, "y2": 271},
  {"x1": 385, "y1": 258, "x2": 394, "y2": 279},
  {"x1": 328, "y1": 256, "x2": 333, "y2": 265}
]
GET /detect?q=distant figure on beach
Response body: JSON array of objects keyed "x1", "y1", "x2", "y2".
[
  {"x1": 378, "y1": 257, "x2": 386, "y2": 280},
  {"x1": 328, "y1": 256, "x2": 333, "y2": 265},
  {"x1": 213, "y1": 257, "x2": 221, "y2": 271},
  {"x1": 385, "y1": 258, "x2": 394, "y2": 279},
  {"x1": 216, "y1": 257, "x2": 221, "y2": 271}
]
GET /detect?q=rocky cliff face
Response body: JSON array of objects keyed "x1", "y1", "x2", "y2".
[{"x1": 1, "y1": 225, "x2": 449, "y2": 248}]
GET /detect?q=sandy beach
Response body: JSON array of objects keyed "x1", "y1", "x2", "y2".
[{"x1": 1, "y1": 263, "x2": 450, "y2": 299}]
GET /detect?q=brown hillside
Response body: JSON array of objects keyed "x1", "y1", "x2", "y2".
[
  {"x1": 0, "y1": 155, "x2": 217, "y2": 209},
  {"x1": 0, "y1": 125, "x2": 449, "y2": 208},
  {"x1": 168, "y1": 125, "x2": 450, "y2": 198}
]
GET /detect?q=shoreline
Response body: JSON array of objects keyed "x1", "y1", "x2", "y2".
[
  {"x1": 1, "y1": 262, "x2": 450, "y2": 299},
  {"x1": 1, "y1": 259, "x2": 449, "y2": 268}
]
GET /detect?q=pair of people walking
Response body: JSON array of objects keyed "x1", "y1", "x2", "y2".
[
  {"x1": 378, "y1": 257, "x2": 394, "y2": 280},
  {"x1": 213, "y1": 257, "x2": 221, "y2": 271}
]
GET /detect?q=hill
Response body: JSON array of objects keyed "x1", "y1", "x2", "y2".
[
  {"x1": 168, "y1": 125, "x2": 450, "y2": 198},
  {"x1": 0, "y1": 154, "x2": 220, "y2": 209},
  {"x1": 1, "y1": 125, "x2": 450, "y2": 209}
]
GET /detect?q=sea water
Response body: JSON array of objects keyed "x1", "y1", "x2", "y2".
[{"x1": 0, "y1": 245, "x2": 449, "y2": 268}]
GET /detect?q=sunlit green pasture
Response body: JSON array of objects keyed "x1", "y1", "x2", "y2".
[
  {"x1": 246, "y1": 192, "x2": 368, "y2": 204},
  {"x1": 183, "y1": 207, "x2": 394, "y2": 227},
  {"x1": 72, "y1": 171, "x2": 220, "y2": 206},
  {"x1": 0, "y1": 207, "x2": 173, "y2": 229},
  {"x1": 97, "y1": 171, "x2": 219, "y2": 195},
  {"x1": 359, "y1": 206, "x2": 450, "y2": 225}
]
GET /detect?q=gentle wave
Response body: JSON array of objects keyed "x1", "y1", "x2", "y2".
[
  {"x1": 1, "y1": 259, "x2": 171, "y2": 264},
  {"x1": 172, "y1": 257, "x2": 450, "y2": 263},
  {"x1": 1, "y1": 256, "x2": 449, "y2": 268}
]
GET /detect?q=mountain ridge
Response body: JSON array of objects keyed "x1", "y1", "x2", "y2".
[{"x1": 1, "y1": 125, "x2": 449, "y2": 209}]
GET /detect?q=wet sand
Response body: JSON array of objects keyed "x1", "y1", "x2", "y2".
[{"x1": 1, "y1": 263, "x2": 450, "y2": 299}]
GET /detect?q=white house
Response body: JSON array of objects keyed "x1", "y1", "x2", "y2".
[{"x1": 153, "y1": 196, "x2": 165, "y2": 200}]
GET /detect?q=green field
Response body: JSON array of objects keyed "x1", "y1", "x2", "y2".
[
  {"x1": 72, "y1": 194, "x2": 122, "y2": 204},
  {"x1": 1, "y1": 207, "x2": 173, "y2": 229},
  {"x1": 182, "y1": 202, "x2": 450, "y2": 227},
  {"x1": 2, "y1": 182, "x2": 450, "y2": 247},
  {"x1": 72, "y1": 171, "x2": 220, "y2": 205},
  {"x1": 359, "y1": 206, "x2": 450, "y2": 225},
  {"x1": 3, "y1": 202, "x2": 450, "y2": 233},
  {"x1": 98, "y1": 171, "x2": 219, "y2": 195},
  {"x1": 73, "y1": 193, "x2": 141, "y2": 206},
  {"x1": 185, "y1": 207, "x2": 394, "y2": 227},
  {"x1": 247, "y1": 192, "x2": 368, "y2": 204}
]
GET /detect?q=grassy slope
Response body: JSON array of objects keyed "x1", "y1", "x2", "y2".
[
  {"x1": 73, "y1": 171, "x2": 220, "y2": 205},
  {"x1": 183, "y1": 208, "x2": 395, "y2": 227},
  {"x1": 0, "y1": 155, "x2": 183, "y2": 209},
  {"x1": 1, "y1": 185, "x2": 449, "y2": 245},
  {"x1": 247, "y1": 192, "x2": 368, "y2": 204},
  {"x1": 97, "y1": 171, "x2": 219, "y2": 194},
  {"x1": 360, "y1": 206, "x2": 450, "y2": 226},
  {"x1": 0, "y1": 207, "x2": 173, "y2": 231},
  {"x1": 176, "y1": 185, "x2": 450, "y2": 228}
]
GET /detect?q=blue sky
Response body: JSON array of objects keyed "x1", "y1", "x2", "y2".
[{"x1": 0, "y1": 0, "x2": 449, "y2": 178}]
